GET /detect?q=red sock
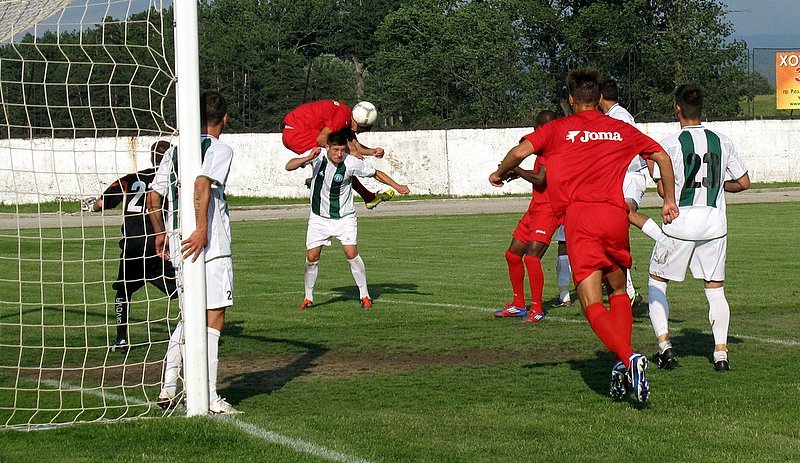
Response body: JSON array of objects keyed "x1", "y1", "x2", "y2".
[
  {"x1": 609, "y1": 294, "x2": 633, "y2": 347},
  {"x1": 524, "y1": 255, "x2": 544, "y2": 310},
  {"x1": 352, "y1": 178, "x2": 376, "y2": 203},
  {"x1": 505, "y1": 251, "x2": 526, "y2": 307},
  {"x1": 585, "y1": 303, "x2": 634, "y2": 368}
]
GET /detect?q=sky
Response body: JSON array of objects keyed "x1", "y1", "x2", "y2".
[{"x1": 723, "y1": 0, "x2": 800, "y2": 47}]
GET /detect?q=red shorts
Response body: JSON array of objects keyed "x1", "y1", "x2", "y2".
[
  {"x1": 282, "y1": 127, "x2": 316, "y2": 155},
  {"x1": 512, "y1": 208, "x2": 560, "y2": 244},
  {"x1": 564, "y1": 202, "x2": 631, "y2": 284}
]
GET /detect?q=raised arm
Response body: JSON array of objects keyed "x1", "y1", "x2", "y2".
[
  {"x1": 348, "y1": 137, "x2": 384, "y2": 159},
  {"x1": 373, "y1": 170, "x2": 410, "y2": 195},
  {"x1": 286, "y1": 148, "x2": 320, "y2": 171},
  {"x1": 489, "y1": 139, "x2": 536, "y2": 187}
]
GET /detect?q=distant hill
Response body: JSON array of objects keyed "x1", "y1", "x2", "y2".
[{"x1": 734, "y1": 34, "x2": 800, "y2": 49}]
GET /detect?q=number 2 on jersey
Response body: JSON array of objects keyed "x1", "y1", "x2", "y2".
[
  {"x1": 678, "y1": 130, "x2": 722, "y2": 208},
  {"x1": 126, "y1": 180, "x2": 147, "y2": 213}
]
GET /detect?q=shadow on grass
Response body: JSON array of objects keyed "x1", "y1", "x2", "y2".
[
  {"x1": 523, "y1": 350, "x2": 616, "y2": 399},
  {"x1": 219, "y1": 320, "x2": 328, "y2": 406},
  {"x1": 309, "y1": 282, "x2": 430, "y2": 309},
  {"x1": 666, "y1": 328, "x2": 743, "y2": 367}
]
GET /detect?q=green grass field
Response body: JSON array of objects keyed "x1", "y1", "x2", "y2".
[{"x1": 1, "y1": 201, "x2": 799, "y2": 462}]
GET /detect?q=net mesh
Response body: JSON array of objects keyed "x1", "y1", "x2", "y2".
[{"x1": 0, "y1": 0, "x2": 181, "y2": 429}]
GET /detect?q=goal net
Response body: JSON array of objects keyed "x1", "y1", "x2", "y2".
[{"x1": 0, "y1": 0, "x2": 191, "y2": 429}]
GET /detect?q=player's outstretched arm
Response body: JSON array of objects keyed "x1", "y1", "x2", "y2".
[
  {"x1": 349, "y1": 138, "x2": 384, "y2": 159},
  {"x1": 146, "y1": 190, "x2": 169, "y2": 260},
  {"x1": 286, "y1": 148, "x2": 320, "y2": 171},
  {"x1": 724, "y1": 173, "x2": 750, "y2": 192},
  {"x1": 489, "y1": 140, "x2": 536, "y2": 187},
  {"x1": 514, "y1": 165, "x2": 546, "y2": 186},
  {"x1": 649, "y1": 150, "x2": 679, "y2": 224},
  {"x1": 180, "y1": 176, "x2": 211, "y2": 262},
  {"x1": 373, "y1": 170, "x2": 410, "y2": 195}
]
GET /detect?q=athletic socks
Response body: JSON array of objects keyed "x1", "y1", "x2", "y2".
[
  {"x1": 585, "y1": 303, "x2": 634, "y2": 369},
  {"x1": 705, "y1": 286, "x2": 730, "y2": 347},
  {"x1": 207, "y1": 327, "x2": 220, "y2": 403},
  {"x1": 608, "y1": 293, "x2": 633, "y2": 347},
  {"x1": 348, "y1": 255, "x2": 370, "y2": 299},
  {"x1": 556, "y1": 255, "x2": 572, "y2": 302},
  {"x1": 114, "y1": 293, "x2": 129, "y2": 340},
  {"x1": 304, "y1": 259, "x2": 319, "y2": 301},
  {"x1": 160, "y1": 320, "x2": 184, "y2": 398},
  {"x1": 648, "y1": 277, "x2": 670, "y2": 338},
  {"x1": 641, "y1": 218, "x2": 666, "y2": 243},
  {"x1": 524, "y1": 255, "x2": 545, "y2": 308},
  {"x1": 658, "y1": 340, "x2": 673, "y2": 353},
  {"x1": 505, "y1": 250, "x2": 526, "y2": 307}
]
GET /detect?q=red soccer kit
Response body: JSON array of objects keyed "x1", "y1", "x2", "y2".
[
  {"x1": 512, "y1": 155, "x2": 560, "y2": 244},
  {"x1": 282, "y1": 100, "x2": 352, "y2": 154},
  {"x1": 522, "y1": 110, "x2": 663, "y2": 283}
]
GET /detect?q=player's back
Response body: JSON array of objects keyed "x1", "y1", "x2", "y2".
[
  {"x1": 529, "y1": 110, "x2": 661, "y2": 215},
  {"x1": 659, "y1": 125, "x2": 747, "y2": 240},
  {"x1": 104, "y1": 168, "x2": 158, "y2": 255},
  {"x1": 284, "y1": 100, "x2": 351, "y2": 133}
]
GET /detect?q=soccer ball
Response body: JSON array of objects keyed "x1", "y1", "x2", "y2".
[{"x1": 351, "y1": 101, "x2": 378, "y2": 127}]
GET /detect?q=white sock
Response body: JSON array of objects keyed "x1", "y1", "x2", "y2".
[
  {"x1": 713, "y1": 350, "x2": 728, "y2": 362},
  {"x1": 641, "y1": 218, "x2": 666, "y2": 242},
  {"x1": 625, "y1": 269, "x2": 636, "y2": 299},
  {"x1": 705, "y1": 286, "x2": 730, "y2": 347},
  {"x1": 207, "y1": 327, "x2": 221, "y2": 402},
  {"x1": 161, "y1": 320, "x2": 183, "y2": 398},
  {"x1": 648, "y1": 277, "x2": 670, "y2": 338},
  {"x1": 304, "y1": 259, "x2": 319, "y2": 301},
  {"x1": 348, "y1": 255, "x2": 369, "y2": 298},
  {"x1": 658, "y1": 340, "x2": 672, "y2": 353},
  {"x1": 556, "y1": 255, "x2": 571, "y2": 300}
]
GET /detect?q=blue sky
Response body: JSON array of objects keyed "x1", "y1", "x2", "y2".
[{"x1": 723, "y1": 0, "x2": 800, "y2": 47}]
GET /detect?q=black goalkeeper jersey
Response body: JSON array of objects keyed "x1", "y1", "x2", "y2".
[{"x1": 101, "y1": 168, "x2": 157, "y2": 257}]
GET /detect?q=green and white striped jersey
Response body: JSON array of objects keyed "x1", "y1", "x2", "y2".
[
  {"x1": 151, "y1": 135, "x2": 233, "y2": 261},
  {"x1": 656, "y1": 125, "x2": 748, "y2": 240},
  {"x1": 308, "y1": 151, "x2": 376, "y2": 219}
]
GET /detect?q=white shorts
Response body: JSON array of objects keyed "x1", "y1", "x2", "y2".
[
  {"x1": 206, "y1": 256, "x2": 234, "y2": 309},
  {"x1": 554, "y1": 225, "x2": 566, "y2": 242},
  {"x1": 306, "y1": 214, "x2": 358, "y2": 249},
  {"x1": 649, "y1": 236, "x2": 726, "y2": 282},
  {"x1": 623, "y1": 170, "x2": 648, "y2": 208}
]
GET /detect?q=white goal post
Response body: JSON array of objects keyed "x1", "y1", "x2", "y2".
[{"x1": 0, "y1": 0, "x2": 208, "y2": 428}]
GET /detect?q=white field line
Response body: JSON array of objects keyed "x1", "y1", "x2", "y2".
[
  {"x1": 249, "y1": 290, "x2": 800, "y2": 347},
  {"x1": 33, "y1": 380, "x2": 377, "y2": 463}
]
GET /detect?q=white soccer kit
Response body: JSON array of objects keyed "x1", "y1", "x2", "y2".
[
  {"x1": 607, "y1": 103, "x2": 649, "y2": 206},
  {"x1": 650, "y1": 125, "x2": 748, "y2": 281},
  {"x1": 306, "y1": 151, "x2": 376, "y2": 249},
  {"x1": 150, "y1": 135, "x2": 235, "y2": 308}
]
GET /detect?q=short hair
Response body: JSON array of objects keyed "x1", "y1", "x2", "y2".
[
  {"x1": 600, "y1": 79, "x2": 619, "y2": 102},
  {"x1": 327, "y1": 129, "x2": 349, "y2": 147},
  {"x1": 534, "y1": 110, "x2": 557, "y2": 129},
  {"x1": 201, "y1": 90, "x2": 227, "y2": 125},
  {"x1": 674, "y1": 84, "x2": 703, "y2": 119},
  {"x1": 567, "y1": 69, "x2": 603, "y2": 104},
  {"x1": 150, "y1": 140, "x2": 171, "y2": 167}
]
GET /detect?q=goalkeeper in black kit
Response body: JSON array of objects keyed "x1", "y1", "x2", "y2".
[{"x1": 83, "y1": 141, "x2": 178, "y2": 352}]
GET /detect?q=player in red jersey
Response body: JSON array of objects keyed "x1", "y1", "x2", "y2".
[
  {"x1": 494, "y1": 109, "x2": 556, "y2": 323},
  {"x1": 282, "y1": 100, "x2": 394, "y2": 209},
  {"x1": 490, "y1": 69, "x2": 679, "y2": 406}
]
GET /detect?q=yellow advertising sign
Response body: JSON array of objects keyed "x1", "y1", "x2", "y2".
[{"x1": 776, "y1": 52, "x2": 800, "y2": 110}]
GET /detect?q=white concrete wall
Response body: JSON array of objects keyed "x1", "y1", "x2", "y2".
[{"x1": 0, "y1": 119, "x2": 797, "y2": 204}]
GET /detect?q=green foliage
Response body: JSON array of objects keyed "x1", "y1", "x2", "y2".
[{"x1": 0, "y1": 0, "x2": 754, "y2": 134}]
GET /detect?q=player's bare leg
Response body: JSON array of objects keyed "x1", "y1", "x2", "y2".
[
  {"x1": 521, "y1": 240, "x2": 548, "y2": 323},
  {"x1": 344, "y1": 244, "x2": 371, "y2": 308},
  {"x1": 496, "y1": 238, "x2": 529, "y2": 318},
  {"x1": 704, "y1": 279, "x2": 730, "y2": 371},
  {"x1": 354, "y1": 177, "x2": 394, "y2": 210},
  {"x1": 648, "y1": 274, "x2": 678, "y2": 370}
]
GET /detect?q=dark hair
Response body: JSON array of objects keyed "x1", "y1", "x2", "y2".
[
  {"x1": 534, "y1": 110, "x2": 557, "y2": 129},
  {"x1": 150, "y1": 140, "x2": 171, "y2": 166},
  {"x1": 327, "y1": 129, "x2": 349, "y2": 147},
  {"x1": 201, "y1": 90, "x2": 227, "y2": 125},
  {"x1": 567, "y1": 69, "x2": 603, "y2": 104},
  {"x1": 674, "y1": 84, "x2": 703, "y2": 119},
  {"x1": 600, "y1": 79, "x2": 619, "y2": 102}
]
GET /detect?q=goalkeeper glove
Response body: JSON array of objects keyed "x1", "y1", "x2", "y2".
[{"x1": 81, "y1": 197, "x2": 97, "y2": 212}]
